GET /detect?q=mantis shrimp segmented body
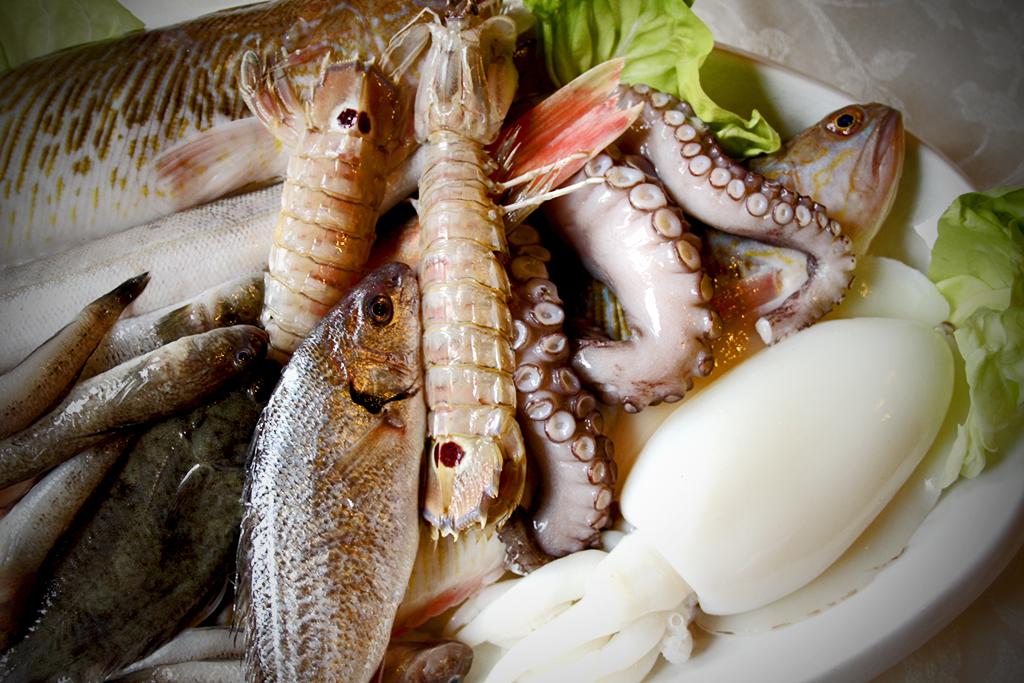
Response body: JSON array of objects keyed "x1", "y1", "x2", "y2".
[
  {"x1": 239, "y1": 46, "x2": 414, "y2": 358},
  {"x1": 413, "y1": 4, "x2": 526, "y2": 536}
]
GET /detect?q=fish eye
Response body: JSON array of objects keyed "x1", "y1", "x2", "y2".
[
  {"x1": 366, "y1": 294, "x2": 393, "y2": 325},
  {"x1": 234, "y1": 347, "x2": 253, "y2": 368},
  {"x1": 827, "y1": 108, "x2": 864, "y2": 136}
]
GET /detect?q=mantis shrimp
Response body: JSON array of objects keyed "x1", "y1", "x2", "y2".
[
  {"x1": 238, "y1": 45, "x2": 417, "y2": 358},
  {"x1": 411, "y1": 3, "x2": 526, "y2": 536}
]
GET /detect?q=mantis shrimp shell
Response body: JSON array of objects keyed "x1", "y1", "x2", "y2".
[
  {"x1": 414, "y1": 6, "x2": 526, "y2": 535},
  {"x1": 240, "y1": 48, "x2": 411, "y2": 357}
]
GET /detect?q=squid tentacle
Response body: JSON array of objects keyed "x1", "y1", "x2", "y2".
[
  {"x1": 541, "y1": 153, "x2": 722, "y2": 412},
  {"x1": 506, "y1": 224, "x2": 616, "y2": 557},
  {"x1": 613, "y1": 83, "x2": 856, "y2": 345}
]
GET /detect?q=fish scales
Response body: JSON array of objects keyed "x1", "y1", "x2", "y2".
[
  {"x1": 0, "y1": 0, "x2": 446, "y2": 267},
  {"x1": 239, "y1": 262, "x2": 425, "y2": 683},
  {"x1": 0, "y1": 360, "x2": 280, "y2": 683}
]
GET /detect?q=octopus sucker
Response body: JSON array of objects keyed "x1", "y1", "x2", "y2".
[
  {"x1": 542, "y1": 152, "x2": 721, "y2": 411},
  {"x1": 613, "y1": 84, "x2": 856, "y2": 345},
  {"x1": 506, "y1": 223, "x2": 616, "y2": 557}
]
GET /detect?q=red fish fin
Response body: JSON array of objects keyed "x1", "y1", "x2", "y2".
[
  {"x1": 151, "y1": 118, "x2": 288, "y2": 212},
  {"x1": 492, "y1": 58, "x2": 640, "y2": 188}
]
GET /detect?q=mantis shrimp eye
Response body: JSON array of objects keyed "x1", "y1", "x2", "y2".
[
  {"x1": 827, "y1": 107, "x2": 864, "y2": 135},
  {"x1": 366, "y1": 294, "x2": 393, "y2": 325}
]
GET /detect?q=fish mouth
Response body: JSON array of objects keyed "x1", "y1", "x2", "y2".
[{"x1": 872, "y1": 108, "x2": 904, "y2": 172}]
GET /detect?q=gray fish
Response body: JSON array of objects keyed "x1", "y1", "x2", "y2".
[
  {"x1": 0, "y1": 273, "x2": 148, "y2": 439},
  {"x1": 113, "y1": 660, "x2": 243, "y2": 683},
  {"x1": 80, "y1": 274, "x2": 265, "y2": 380},
  {"x1": 0, "y1": 360, "x2": 280, "y2": 683},
  {"x1": 0, "y1": 325, "x2": 267, "y2": 490},
  {"x1": 0, "y1": 186, "x2": 279, "y2": 375},
  {"x1": 117, "y1": 627, "x2": 244, "y2": 677},
  {"x1": 0, "y1": 434, "x2": 132, "y2": 649},
  {"x1": 380, "y1": 639, "x2": 474, "y2": 683},
  {"x1": 238, "y1": 262, "x2": 424, "y2": 683}
]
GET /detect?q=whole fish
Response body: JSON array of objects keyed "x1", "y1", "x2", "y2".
[
  {"x1": 238, "y1": 262, "x2": 425, "y2": 683},
  {"x1": 0, "y1": 273, "x2": 148, "y2": 439},
  {"x1": 79, "y1": 274, "x2": 264, "y2": 380},
  {"x1": 0, "y1": 325, "x2": 267, "y2": 489},
  {"x1": 0, "y1": 360, "x2": 279, "y2": 683},
  {"x1": 0, "y1": 187, "x2": 279, "y2": 374},
  {"x1": 0, "y1": 0, "x2": 446, "y2": 267},
  {"x1": 747, "y1": 103, "x2": 904, "y2": 256}
]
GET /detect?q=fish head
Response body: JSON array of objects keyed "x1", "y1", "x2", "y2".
[
  {"x1": 750, "y1": 103, "x2": 905, "y2": 255},
  {"x1": 322, "y1": 261, "x2": 422, "y2": 413}
]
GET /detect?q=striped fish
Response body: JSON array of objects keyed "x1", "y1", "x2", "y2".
[{"x1": 0, "y1": 0, "x2": 444, "y2": 267}]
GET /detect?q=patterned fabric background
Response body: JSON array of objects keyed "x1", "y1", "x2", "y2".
[{"x1": 693, "y1": 0, "x2": 1024, "y2": 191}]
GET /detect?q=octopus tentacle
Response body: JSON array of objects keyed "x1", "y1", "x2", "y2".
[
  {"x1": 614, "y1": 84, "x2": 856, "y2": 344},
  {"x1": 507, "y1": 224, "x2": 616, "y2": 557},
  {"x1": 541, "y1": 153, "x2": 721, "y2": 412}
]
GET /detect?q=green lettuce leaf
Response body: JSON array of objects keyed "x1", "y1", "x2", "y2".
[
  {"x1": 0, "y1": 0, "x2": 142, "y2": 72},
  {"x1": 522, "y1": 0, "x2": 780, "y2": 158},
  {"x1": 928, "y1": 186, "x2": 1024, "y2": 483}
]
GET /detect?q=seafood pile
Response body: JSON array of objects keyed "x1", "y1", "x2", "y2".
[{"x1": 0, "y1": 0, "x2": 911, "y2": 682}]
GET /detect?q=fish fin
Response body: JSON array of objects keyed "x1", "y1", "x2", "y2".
[
  {"x1": 165, "y1": 463, "x2": 215, "y2": 528},
  {"x1": 151, "y1": 118, "x2": 288, "y2": 211},
  {"x1": 323, "y1": 409, "x2": 403, "y2": 480},
  {"x1": 490, "y1": 58, "x2": 641, "y2": 225}
]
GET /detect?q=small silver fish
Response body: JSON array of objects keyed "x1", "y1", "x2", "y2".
[
  {"x1": 0, "y1": 273, "x2": 148, "y2": 439},
  {"x1": 0, "y1": 434, "x2": 132, "y2": 649},
  {"x1": 0, "y1": 186, "x2": 280, "y2": 375},
  {"x1": 0, "y1": 360, "x2": 279, "y2": 683},
  {"x1": 80, "y1": 274, "x2": 264, "y2": 380},
  {"x1": 0, "y1": 325, "x2": 267, "y2": 490},
  {"x1": 748, "y1": 103, "x2": 904, "y2": 256},
  {"x1": 238, "y1": 262, "x2": 424, "y2": 683}
]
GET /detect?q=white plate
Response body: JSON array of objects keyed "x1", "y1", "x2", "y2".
[
  {"x1": 120, "y1": 4, "x2": 1024, "y2": 682},
  {"x1": 644, "y1": 45, "x2": 1024, "y2": 683}
]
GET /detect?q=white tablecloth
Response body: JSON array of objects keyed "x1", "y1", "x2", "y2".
[
  {"x1": 693, "y1": 2, "x2": 1024, "y2": 681},
  {"x1": 121, "y1": 2, "x2": 1024, "y2": 681}
]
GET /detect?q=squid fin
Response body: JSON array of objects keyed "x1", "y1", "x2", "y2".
[{"x1": 151, "y1": 118, "x2": 288, "y2": 212}]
